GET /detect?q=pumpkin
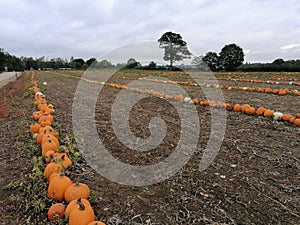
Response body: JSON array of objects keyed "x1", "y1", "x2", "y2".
[
  {"x1": 44, "y1": 150, "x2": 55, "y2": 163},
  {"x1": 54, "y1": 153, "x2": 73, "y2": 169},
  {"x1": 87, "y1": 221, "x2": 106, "y2": 225},
  {"x1": 281, "y1": 114, "x2": 292, "y2": 121},
  {"x1": 289, "y1": 116, "x2": 295, "y2": 123},
  {"x1": 29, "y1": 123, "x2": 42, "y2": 134},
  {"x1": 278, "y1": 89, "x2": 288, "y2": 96},
  {"x1": 256, "y1": 107, "x2": 266, "y2": 116},
  {"x1": 192, "y1": 98, "x2": 199, "y2": 104},
  {"x1": 44, "y1": 162, "x2": 65, "y2": 180},
  {"x1": 48, "y1": 174, "x2": 73, "y2": 201},
  {"x1": 245, "y1": 107, "x2": 256, "y2": 115},
  {"x1": 38, "y1": 115, "x2": 52, "y2": 127},
  {"x1": 48, "y1": 203, "x2": 66, "y2": 222},
  {"x1": 64, "y1": 183, "x2": 90, "y2": 203},
  {"x1": 225, "y1": 104, "x2": 233, "y2": 111},
  {"x1": 233, "y1": 104, "x2": 241, "y2": 112},
  {"x1": 296, "y1": 113, "x2": 300, "y2": 118},
  {"x1": 68, "y1": 199, "x2": 94, "y2": 225},
  {"x1": 241, "y1": 104, "x2": 250, "y2": 113},
  {"x1": 42, "y1": 139, "x2": 59, "y2": 156},
  {"x1": 175, "y1": 94, "x2": 184, "y2": 102},
  {"x1": 294, "y1": 118, "x2": 300, "y2": 126},
  {"x1": 263, "y1": 109, "x2": 275, "y2": 117},
  {"x1": 48, "y1": 104, "x2": 54, "y2": 109},
  {"x1": 32, "y1": 111, "x2": 43, "y2": 120},
  {"x1": 49, "y1": 172, "x2": 60, "y2": 183},
  {"x1": 42, "y1": 133, "x2": 59, "y2": 147},
  {"x1": 65, "y1": 198, "x2": 92, "y2": 219}
]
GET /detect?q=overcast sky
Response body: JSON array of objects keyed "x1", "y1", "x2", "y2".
[{"x1": 1, "y1": 0, "x2": 299, "y2": 63}]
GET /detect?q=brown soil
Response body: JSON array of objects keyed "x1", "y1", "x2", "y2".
[{"x1": 0, "y1": 70, "x2": 299, "y2": 225}]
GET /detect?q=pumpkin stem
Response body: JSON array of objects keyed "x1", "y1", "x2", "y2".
[{"x1": 77, "y1": 198, "x2": 86, "y2": 211}]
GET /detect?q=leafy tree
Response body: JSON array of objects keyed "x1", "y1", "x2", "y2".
[
  {"x1": 70, "y1": 58, "x2": 85, "y2": 69},
  {"x1": 202, "y1": 52, "x2": 219, "y2": 71},
  {"x1": 125, "y1": 58, "x2": 140, "y2": 69},
  {"x1": 272, "y1": 58, "x2": 285, "y2": 64},
  {"x1": 86, "y1": 58, "x2": 97, "y2": 66},
  {"x1": 219, "y1": 43, "x2": 244, "y2": 71},
  {"x1": 96, "y1": 59, "x2": 113, "y2": 68},
  {"x1": 148, "y1": 61, "x2": 156, "y2": 68},
  {"x1": 158, "y1": 31, "x2": 191, "y2": 67}
]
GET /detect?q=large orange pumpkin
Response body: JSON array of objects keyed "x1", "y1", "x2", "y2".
[
  {"x1": 64, "y1": 183, "x2": 90, "y2": 203},
  {"x1": 48, "y1": 175, "x2": 73, "y2": 201},
  {"x1": 65, "y1": 198, "x2": 92, "y2": 219},
  {"x1": 294, "y1": 118, "x2": 300, "y2": 126},
  {"x1": 68, "y1": 199, "x2": 94, "y2": 225}
]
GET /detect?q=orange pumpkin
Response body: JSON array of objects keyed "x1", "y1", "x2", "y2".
[
  {"x1": 296, "y1": 113, "x2": 300, "y2": 118},
  {"x1": 53, "y1": 153, "x2": 73, "y2": 169},
  {"x1": 281, "y1": 114, "x2": 292, "y2": 121},
  {"x1": 48, "y1": 175, "x2": 73, "y2": 201},
  {"x1": 175, "y1": 94, "x2": 184, "y2": 102},
  {"x1": 241, "y1": 104, "x2": 250, "y2": 113},
  {"x1": 44, "y1": 162, "x2": 65, "y2": 180},
  {"x1": 289, "y1": 116, "x2": 295, "y2": 123},
  {"x1": 29, "y1": 123, "x2": 42, "y2": 134},
  {"x1": 294, "y1": 118, "x2": 300, "y2": 126},
  {"x1": 42, "y1": 139, "x2": 59, "y2": 156},
  {"x1": 68, "y1": 199, "x2": 94, "y2": 225},
  {"x1": 245, "y1": 107, "x2": 256, "y2": 115},
  {"x1": 48, "y1": 203, "x2": 66, "y2": 222},
  {"x1": 263, "y1": 109, "x2": 274, "y2": 117},
  {"x1": 233, "y1": 104, "x2": 241, "y2": 112},
  {"x1": 65, "y1": 198, "x2": 92, "y2": 219},
  {"x1": 42, "y1": 133, "x2": 59, "y2": 147},
  {"x1": 49, "y1": 172, "x2": 60, "y2": 183},
  {"x1": 44, "y1": 150, "x2": 55, "y2": 163},
  {"x1": 32, "y1": 111, "x2": 43, "y2": 120},
  {"x1": 64, "y1": 183, "x2": 90, "y2": 203},
  {"x1": 256, "y1": 107, "x2": 266, "y2": 116}
]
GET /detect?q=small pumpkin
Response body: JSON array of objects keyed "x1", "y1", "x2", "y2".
[
  {"x1": 65, "y1": 198, "x2": 92, "y2": 219},
  {"x1": 233, "y1": 104, "x2": 241, "y2": 112},
  {"x1": 44, "y1": 162, "x2": 65, "y2": 180},
  {"x1": 296, "y1": 113, "x2": 300, "y2": 118},
  {"x1": 68, "y1": 199, "x2": 94, "y2": 225},
  {"x1": 54, "y1": 153, "x2": 73, "y2": 169},
  {"x1": 32, "y1": 111, "x2": 43, "y2": 120},
  {"x1": 175, "y1": 94, "x2": 184, "y2": 102},
  {"x1": 263, "y1": 109, "x2": 275, "y2": 117},
  {"x1": 29, "y1": 123, "x2": 42, "y2": 134},
  {"x1": 44, "y1": 150, "x2": 55, "y2": 163},
  {"x1": 48, "y1": 174, "x2": 73, "y2": 201},
  {"x1": 42, "y1": 139, "x2": 59, "y2": 156},
  {"x1": 294, "y1": 118, "x2": 300, "y2": 126},
  {"x1": 281, "y1": 114, "x2": 292, "y2": 121},
  {"x1": 42, "y1": 133, "x2": 59, "y2": 147},
  {"x1": 64, "y1": 182, "x2": 90, "y2": 203},
  {"x1": 48, "y1": 203, "x2": 66, "y2": 222},
  {"x1": 256, "y1": 107, "x2": 266, "y2": 116},
  {"x1": 245, "y1": 107, "x2": 256, "y2": 115},
  {"x1": 241, "y1": 104, "x2": 250, "y2": 113}
]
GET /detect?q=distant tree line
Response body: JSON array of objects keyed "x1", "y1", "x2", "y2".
[{"x1": 1, "y1": 45, "x2": 300, "y2": 72}]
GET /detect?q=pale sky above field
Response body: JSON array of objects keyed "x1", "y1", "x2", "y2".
[{"x1": 1, "y1": 0, "x2": 299, "y2": 63}]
